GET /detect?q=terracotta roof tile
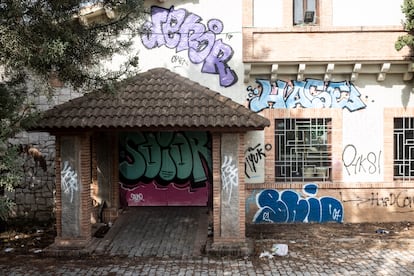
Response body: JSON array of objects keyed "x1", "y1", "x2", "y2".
[{"x1": 32, "y1": 68, "x2": 270, "y2": 131}]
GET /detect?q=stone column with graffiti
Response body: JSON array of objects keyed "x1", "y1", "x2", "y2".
[
  {"x1": 217, "y1": 133, "x2": 246, "y2": 244},
  {"x1": 55, "y1": 134, "x2": 91, "y2": 247}
]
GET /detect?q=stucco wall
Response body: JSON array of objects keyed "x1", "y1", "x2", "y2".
[
  {"x1": 332, "y1": 0, "x2": 404, "y2": 27},
  {"x1": 251, "y1": 0, "x2": 404, "y2": 28},
  {"x1": 242, "y1": 0, "x2": 414, "y2": 225},
  {"x1": 244, "y1": 74, "x2": 414, "y2": 224}
]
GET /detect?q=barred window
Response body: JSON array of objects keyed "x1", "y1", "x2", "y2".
[
  {"x1": 394, "y1": 117, "x2": 414, "y2": 179},
  {"x1": 275, "y1": 118, "x2": 332, "y2": 182}
]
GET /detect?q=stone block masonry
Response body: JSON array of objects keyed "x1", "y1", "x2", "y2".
[
  {"x1": 5, "y1": 85, "x2": 83, "y2": 221},
  {"x1": 7, "y1": 131, "x2": 56, "y2": 221}
]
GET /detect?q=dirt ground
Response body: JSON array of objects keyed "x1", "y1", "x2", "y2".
[
  {"x1": 1, "y1": 220, "x2": 413, "y2": 258},
  {"x1": 247, "y1": 221, "x2": 414, "y2": 258},
  {"x1": 0, "y1": 219, "x2": 56, "y2": 255}
]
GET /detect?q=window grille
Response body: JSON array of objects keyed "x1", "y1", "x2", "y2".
[
  {"x1": 275, "y1": 118, "x2": 332, "y2": 182},
  {"x1": 394, "y1": 117, "x2": 414, "y2": 179}
]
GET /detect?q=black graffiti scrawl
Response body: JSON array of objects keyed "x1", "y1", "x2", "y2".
[{"x1": 141, "y1": 6, "x2": 238, "y2": 87}]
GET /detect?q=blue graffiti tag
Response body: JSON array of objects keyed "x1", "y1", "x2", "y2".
[
  {"x1": 253, "y1": 183, "x2": 344, "y2": 223},
  {"x1": 247, "y1": 79, "x2": 366, "y2": 112},
  {"x1": 140, "y1": 6, "x2": 238, "y2": 87}
]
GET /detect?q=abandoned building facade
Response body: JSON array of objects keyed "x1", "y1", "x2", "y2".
[{"x1": 12, "y1": 0, "x2": 414, "y2": 250}]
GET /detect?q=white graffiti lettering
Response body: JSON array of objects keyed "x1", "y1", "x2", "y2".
[
  {"x1": 332, "y1": 208, "x2": 342, "y2": 221},
  {"x1": 262, "y1": 211, "x2": 272, "y2": 223},
  {"x1": 61, "y1": 161, "x2": 78, "y2": 203},
  {"x1": 130, "y1": 193, "x2": 144, "y2": 203},
  {"x1": 221, "y1": 156, "x2": 238, "y2": 204}
]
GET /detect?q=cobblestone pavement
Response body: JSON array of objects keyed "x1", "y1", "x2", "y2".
[
  {"x1": 88, "y1": 207, "x2": 208, "y2": 257},
  {"x1": 1, "y1": 246, "x2": 414, "y2": 275},
  {"x1": 2, "y1": 207, "x2": 414, "y2": 275}
]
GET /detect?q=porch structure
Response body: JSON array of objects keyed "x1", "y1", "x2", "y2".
[{"x1": 31, "y1": 68, "x2": 270, "y2": 254}]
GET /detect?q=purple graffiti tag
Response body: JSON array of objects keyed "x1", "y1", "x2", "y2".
[
  {"x1": 141, "y1": 6, "x2": 238, "y2": 87},
  {"x1": 187, "y1": 20, "x2": 216, "y2": 64},
  {"x1": 201, "y1": 38, "x2": 237, "y2": 87},
  {"x1": 247, "y1": 79, "x2": 366, "y2": 112},
  {"x1": 141, "y1": 6, "x2": 169, "y2": 49},
  {"x1": 162, "y1": 8, "x2": 186, "y2": 49},
  {"x1": 176, "y1": 13, "x2": 202, "y2": 52}
]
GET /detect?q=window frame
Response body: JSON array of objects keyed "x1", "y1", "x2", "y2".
[
  {"x1": 293, "y1": 0, "x2": 318, "y2": 25},
  {"x1": 393, "y1": 117, "x2": 414, "y2": 180},
  {"x1": 275, "y1": 117, "x2": 332, "y2": 182}
]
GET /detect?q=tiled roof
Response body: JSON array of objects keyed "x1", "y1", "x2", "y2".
[{"x1": 32, "y1": 68, "x2": 270, "y2": 132}]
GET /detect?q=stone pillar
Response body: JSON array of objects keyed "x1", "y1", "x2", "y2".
[
  {"x1": 220, "y1": 133, "x2": 241, "y2": 239},
  {"x1": 54, "y1": 134, "x2": 91, "y2": 248},
  {"x1": 210, "y1": 133, "x2": 251, "y2": 256}
]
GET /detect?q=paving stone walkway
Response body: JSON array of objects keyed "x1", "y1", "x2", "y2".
[
  {"x1": 88, "y1": 206, "x2": 209, "y2": 257},
  {"x1": 1, "y1": 247, "x2": 414, "y2": 275},
  {"x1": 2, "y1": 206, "x2": 414, "y2": 275}
]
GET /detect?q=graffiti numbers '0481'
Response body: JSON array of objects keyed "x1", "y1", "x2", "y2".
[{"x1": 253, "y1": 183, "x2": 344, "y2": 223}]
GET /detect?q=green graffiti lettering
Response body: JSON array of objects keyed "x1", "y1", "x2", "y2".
[
  {"x1": 140, "y1": 133, "x2": 161, "y2": 179},
  {"x1": 119, "y1": 132, "x2": 211, "y2": 185},
  {"x1": 170, "y1": 133, "x2": 193, "y2": 180},
  {"x1": 186, "y1": 132, "x2": 212, "y2": 182},
  {"x1": 160, "y1": 148, "x2": 176, "y2": 181},
  {"x1": 119, "y1": 132, "x2": 146, "y2": 180}
]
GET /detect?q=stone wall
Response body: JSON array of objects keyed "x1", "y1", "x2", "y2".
[
  {"x1": 4, "y1": 85, "x2": 82, "y2": 222},
  {"x1": 7, "y1": 131, "x2": 56, "y2": 222}
]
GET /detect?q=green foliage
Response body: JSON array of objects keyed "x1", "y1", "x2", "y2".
[
  {"x1": 396, "y1": 0, "x2": 414, "y2": 51},
  {"x1": 0, "y1": 0, "x2": 146, "y2": 220},
  {"x1": 0, "y1": 144, "x2": 23, "y2": 192},
  {"x1": 0, "y1": 197, "x2": 15, "y2": 221},
  {"x1": 0, "y1": 74, "x2": 27, "y2": 219},
  {"x1": 0, "y1": 74, "x2": 29, "y2": 137},
  {"x1": 0, "y1": 0, "x2": 146, "y2": 89}
]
